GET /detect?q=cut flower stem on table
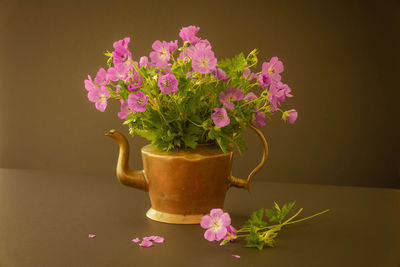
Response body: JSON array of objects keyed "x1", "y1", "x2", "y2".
[{"x1": 201, "y1": 202, "x2": 329, "y2": 250}]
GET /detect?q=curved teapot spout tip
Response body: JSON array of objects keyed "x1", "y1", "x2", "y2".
[{"x1": 105, "y1": 129, "x2": 117, "y2": 137}]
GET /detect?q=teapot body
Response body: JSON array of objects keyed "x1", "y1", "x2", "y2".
[{"x1": 141, "y1": 144, "x2": 233, "y2": 224}]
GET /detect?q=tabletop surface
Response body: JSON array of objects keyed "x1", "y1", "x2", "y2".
[{"x1": 0, "y1": 168, "x2": 399, "y2": 267}]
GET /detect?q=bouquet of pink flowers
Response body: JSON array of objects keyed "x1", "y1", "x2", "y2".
[{"x1": 84, "y1": 25, "x2": 297, "y2": 152}]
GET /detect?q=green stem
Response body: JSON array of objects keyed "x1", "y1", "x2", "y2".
[
  {"x1": 237, "y1": 209, "x2": 329, "y2": 233},
  {"x1": 281, "y1": 208, "x2": 303, "y2": 225},
  {"x1": 284, "y1": 209, "x2": 330, "y2": 226},
  {"x1": 157, "y1": 109, "x2": 171, "y2": 130},
  {"x1": 236, "y1": 234, "x2": 249, "y2": 238}
]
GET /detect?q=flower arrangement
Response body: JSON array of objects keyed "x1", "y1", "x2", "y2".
[{"x1": 84, "y1": 25, "x2": 298, "y2": 153}]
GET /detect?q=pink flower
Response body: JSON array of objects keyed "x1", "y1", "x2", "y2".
[
  {"x1": 84, "y1": 75, "x2": 95, "y2": 91},
  {"x1": 127, "y1": 91, "x2": 148, "y2": 113},
  {"x1": 211, "y1": 108, "x2": 230, "y2": 128},
  {"x1": 254, "y1": 111, "x2": 266, "y2": 128},
  {"x1": 87, "y1": 86, "x2": 110, "y2": 112},
  {"x1": 200, "y1": 208, "x2": 232, "y2": 241},
  {"x1": 158, "y1": 72, "x2": 178, "y2": 94},
  {"x1": 112, "y1": 45, "x2": 132, "y2": 67},
  {"x1": 139, "y1": 56, "x2": 149, "y2": 68},
  {"x1": 94, "y1": 68, "x2": 109, "y2": 87},
  {"x1": 88, "y1": 234, "x2": 96, "y2": 238},
  {"x1": 191, "y1": 42, "x2": 217, "y2": 74},
  {"x1": 257, "y1": 73, "x2": 271, "y2": 88},
  {"x1": 150, "y1": 40, "x2": 173, "y2": 68},
  {"x1": 107, "y1": 64, "x2": 130, "y2": 82},
  {"x1": 262, "y1": 56, "x2": 284, "y2": 83},
  {"x1": 268, "y1": 82, "x2": 293, "y2": 112},
  {"x1": 219, "y1": 87, "x2": 244, "y2": 110},
  {"x1": 126, "y1": 71, "x2": 142, "y2": 91},
  {"x1": 167, "y1": 40, "x2": 178, "y2": 52},
  {"x1": 118, "y1": 100, "x2": 130, "y2": 119},
  {"x1": 113, "y1": 37, "x2": 130, "y2": 50},
  {"x1": 187, "y1": 40, "x2": 212, "y2": 58},
  {"x1": 284, "y1": 109, "x2": 298, "y2": 124},
  {"x1": 243, "y1": 68, "x2": 257, "y2": 80},
  {"x1": 224, "y1": 225, "x2": 237, "y2": 242},
  {"x1": 244, "y1": 92, "x2": 257, "y2": 103},
  {"x1": 275, "y1": 82, "x2": 293, "y2": 103},
  {"x1": 179, "y1": 25, "x2": 201, "y2": 45},
  {"x1": 214, "y1": 68, "x2": 229, "y2": 81}
]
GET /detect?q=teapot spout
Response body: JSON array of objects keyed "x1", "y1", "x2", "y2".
[{"x1": 106, "y1": 129, "x2": 148, "y2": 191}]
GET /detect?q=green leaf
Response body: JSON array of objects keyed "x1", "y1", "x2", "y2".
[
  {"x1": 218, "y1": 52, "x2": 247, "y2": 77},
  {"x1": 182, "y1": 133, "x2": 198, "y2": 149},
  {"x1": 245, "y1": 227, "x2": 264, "y2": 250},
  {"x1": 117, "y1": 81, "x2": 130, "y2": 101},
  {"x1": 231, "y1": 52, "x2": 246, "y2": 72},
  {"x1": 242, "y1": 208, "x2": 268, "y2": 228},
  {"x1": 134, "y1": 128, "x2": 159, "y2": 141},
  {"x1": 265, "y1": 202, "x2": 295, "y2": 223},
  {"x1": 233, "y1": 136, "x2": 247, "y2": 154},
  {"x1": 104, "y1": 51, "x2": 113, "y2": 57},
  {"x1": 246, "y1": 48, "x2": 258, "y2": 67},
  {"x1": 281, "y1": 202, "x2": 296, "y2": 220}
]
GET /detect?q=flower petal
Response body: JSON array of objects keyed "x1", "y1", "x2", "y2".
[
  {"x1": 131, "y1": 237, "x2": 140, "y2": 243},
  {"x1": 88, "y1": 234, "x2": 96, "y2": 238},
  {"x1": 215, "y1": 225, "x2": 228, "y2": 241},
  {"x1": 200, "y1": 215, "x2": 212, "y2": 229},
  {"x1": 204, "y1": 229, "x2": 216, "y2": 242},
  {"x1": 95, "y1": 99, "x2": 107, "y2": 112},
  {"x1": 152, "y1": 236, "x2": 164, "y2": 243},
  {"x1": 140, "y1": 239, "x2": 153, "y2": 247},
  {"x1": 210, "y1": 208, "x2": 223, "y2": 218},
  {"x1": 220, "y1": 212, "x2": 231, "y2": 227},
  {"x1": 232, "y1": 255, "x2": 241, "y2": 258}
]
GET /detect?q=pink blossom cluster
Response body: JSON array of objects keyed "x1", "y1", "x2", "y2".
[
  {"x1": 258, "y1": 57, "x2": 297, "y2": 123},
  {"x1": 210, "y1": 55, "x2": 298, "y2": 128},
  {"x1": 84, "y1": 25, "x2": 297, "y2": 138},
  {"x1": 84, "y1": 37, "x2": 149, "y2": 118},
  {"x1": 178, "y1": 26, "x2": 217, "y2": 74}
]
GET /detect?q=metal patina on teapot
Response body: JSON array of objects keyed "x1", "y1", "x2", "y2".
[{"x1": 106, "y1": 123, "x2": 268, "y2": 224}]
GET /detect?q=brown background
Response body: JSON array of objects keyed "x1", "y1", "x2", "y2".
[{"x1": 0, "y1": 0, "x2": 399, "y2": 188}]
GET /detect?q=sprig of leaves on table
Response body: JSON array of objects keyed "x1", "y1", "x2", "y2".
[{"x1": 221, "y1": 202, "x2": 329, "y2": 250}]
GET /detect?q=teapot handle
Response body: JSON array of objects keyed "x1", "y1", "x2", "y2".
[{"x1": 229, "y1": 123, "x2": 269, "y2": 191}]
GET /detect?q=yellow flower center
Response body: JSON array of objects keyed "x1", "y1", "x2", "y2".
[
  {"x1": 163, "y1": 80, "x2": 171, "y2": 88},
  {"x1": 268, "y1": 67, "x2": 274, "y2": 74},
  {"x1": 137, "y1": 98, "x2": 144, "y2": 105},
  {"x1": 212, "y1": 219, "x2": 221, "y2": 230},
  {"x1": 161, "y1": 48, "x2": 169, "y2": 59},
  {"x1": 200, "y1": 57, "x2": 209, "y2": 67}
]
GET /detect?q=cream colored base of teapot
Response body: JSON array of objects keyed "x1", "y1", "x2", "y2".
[{"x1": 146, "y1": 208, "x2": 204, "y2": 224}]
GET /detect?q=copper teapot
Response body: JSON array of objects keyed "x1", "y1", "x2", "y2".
[{"x1": 106, "y1": 124, "x2": 268, "y2": 224}]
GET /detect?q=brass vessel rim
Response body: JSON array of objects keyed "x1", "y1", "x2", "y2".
[
  {"x1": 141, "y1": 144, "x2": 233, "y2": 159},
  {"x1": 146, "y1": 208, "x2": 205, "y2": 224}
]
